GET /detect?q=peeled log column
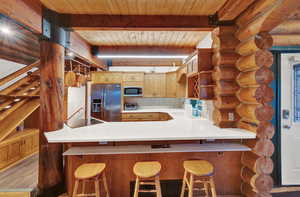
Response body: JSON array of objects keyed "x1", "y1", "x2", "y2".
[
  {"x1": 237, "y1": 120, "x2": 275, "y2": 139},
  {"x1": 236, "y1": 85, "x2": 274, "y2": 104},
  {"x1": 236, "y1": 32, "x2": 273, "y2": 56},
  {"x1": 241, "y1": 167, "x2": 274, "y2": 193},
  {"x1": 241, "y1": 152, "x2": 274, "y2": 174},
  {"x1": 236, "y1": 67, "x2": 274, "y2": 87},
  {"x1": 213, "y1": 95, "x2": 240, "y2": 109},
  {"x1": 219, "y1": 35, "x2": 240, "y2": 51},
  {"x1": 212, "y1": 52, "x2": 240, "y2": 67},
  {"x1": 215, "y1": 80, "x2": 240, "y2": 95},
  {"x1": 241, "y1": 182, "x2": 272, "y2": 197},
  {"x1": 39, "y1": 41, "x2": 64, "y2": 192},
  {"x1": 236, "y1": 50, "x2": 273, "y2": 72},
  {"x1": 246, "y1": 139, "x2": 275, "y2": 157},
  {"x1": 213, "y1": 66, "x2": 240, "y2": 81},
  {"x1": 236, "y1": 104, "x2": 274, "y2": 123},
  {"x1": 213, "y1": 108, "x2": 240, "y2": 128}
]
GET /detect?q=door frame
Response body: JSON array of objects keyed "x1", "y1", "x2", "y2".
[{"x1": 271, "y1": 46, "x2": 300, "y2": 186}]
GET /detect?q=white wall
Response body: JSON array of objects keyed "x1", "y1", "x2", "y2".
[
  {"x1": 0, "y1": 59, "x2": 37, "y2": 91},
  {"x1": 67, "y1": 86, "x2": 86, "y2": 127},
  {"x1": 109, "y1": 66, "x2": 180, "y2": 73},
  {"x1": 196, "y1": 32, "x2": 212, "y2": 49}
]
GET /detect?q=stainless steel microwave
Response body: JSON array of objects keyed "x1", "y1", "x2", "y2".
[{"x1": 124, "y1": 87, "x2": 143, "y2": 96}]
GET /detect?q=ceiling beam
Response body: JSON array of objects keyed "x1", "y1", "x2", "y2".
[
  {"x1": 271, "y1": 19, "x2": 300, "y2": 34},
  {"x1": 261, "y1": 0, "x2": 300, "y2": 32},
  {"x1": 217, "y1": 0, "x2": 255, "y2": 21},
  {"x1": 62, "y1": 15, "x2": 215, "y2": 31},
  {"x1": 98, "y1": 46, "x2": 195, "y2": 56}
]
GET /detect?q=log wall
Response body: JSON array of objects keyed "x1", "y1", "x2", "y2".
[
  {"x1": 212, "y1": 26, "x2": 241, "y2": 128},
  {"x1": 233, "y1": 0, "x2": 278, "y2": 196}
]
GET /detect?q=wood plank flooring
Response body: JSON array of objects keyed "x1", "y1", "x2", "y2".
[{"x1": 0, "y1": 153, "x2": 38, "y2": 190}]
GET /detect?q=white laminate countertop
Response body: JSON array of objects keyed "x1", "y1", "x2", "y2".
[{"x1": 44, "y1": 108, "x2": 256, "y2": 143}]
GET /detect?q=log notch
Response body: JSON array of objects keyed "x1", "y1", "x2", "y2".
[
  {"x1": 233, "y1": 0, "x2": 279, "y2": 196},
  {"x1": 212, "y1": 26, "x2": 241, "y2": 128},
  {"x1": 39, "y1": 40, "x2": 65, "y2": 196}
]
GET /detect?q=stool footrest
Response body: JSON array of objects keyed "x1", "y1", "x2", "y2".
[
  {"x1": 139, "y1": 189, "x2": 158, "y2": 193},
  {"x1": 140, "y1": 181, "x2": 155, "y2": 185},
  {"x1": 77, "y1": 193, "x2": 96, "y2": 197}
]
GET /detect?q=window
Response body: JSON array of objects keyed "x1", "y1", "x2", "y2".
[{"x1": 294, "y1": 64, "x2": 300, "y2": 122}]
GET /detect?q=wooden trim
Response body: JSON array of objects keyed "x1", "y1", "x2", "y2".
[{"x1": 64, "y1": 15, "x2": 214, "y2": 31}]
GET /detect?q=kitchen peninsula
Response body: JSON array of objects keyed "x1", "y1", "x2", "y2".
[{"x1": 45, "y1": 108, "x2": 255, "y2": 196}]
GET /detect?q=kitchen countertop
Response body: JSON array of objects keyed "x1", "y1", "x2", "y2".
[{"x1": 44, "y1": 108, "x2": 256, "y2": 143}]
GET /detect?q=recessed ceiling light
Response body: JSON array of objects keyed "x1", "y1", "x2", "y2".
[
  {"x1": 0, "y1": 26, "x2": 12, "y2": 35},
  {"x1": 5, "y1": 105, "x2": 11, "y2": 109},
  {"x1": 96, "y1": 55, "x2": 189, "y2": 59},
  {"x1": 67, "y1": 51, "x2": 74, "y2": 57},
  {"x1": 14, "y1": 98, "x2": 21, "y2": 102}
]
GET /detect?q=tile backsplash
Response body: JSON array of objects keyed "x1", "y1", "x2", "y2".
[{"x1": 124, "y1": 97, "x2": 185, "y2": 109}]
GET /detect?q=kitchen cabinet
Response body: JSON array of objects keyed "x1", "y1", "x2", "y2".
[
  {"x1": 166, "y1": 72, "x2": 177, "y2": 98},
  {"x1": 0, "y1": 129, "x2": 39, "y2": 170},
  {"x1": 91, "y1": 72, "x2": 122, "y2": 84},
  {"x1": 144, "y1": 73, "x2": 166, "y2": 97},
  {"x1": 123, "y1": 72, "x2": 144, "y2": 82}
]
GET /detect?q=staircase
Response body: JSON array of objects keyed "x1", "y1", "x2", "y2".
[{"x1": 0, "y1": 60, "x2": 40, "y2": 172}]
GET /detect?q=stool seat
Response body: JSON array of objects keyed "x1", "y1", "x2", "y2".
[
  {"x1": 133, "y1": 161, "x2": 161, "y2": 178},
  {"x1": 74, "y1": 163, "x2": 106, "y2": 180},
  {"x1": 183, "y1": 160, "x2": 214, "y2": 176}
]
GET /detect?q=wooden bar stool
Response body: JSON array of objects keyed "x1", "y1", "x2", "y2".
[
  {"x1": 72, "y1": 163, "x2": 110, "y2": 197},
  {"x1": 133, "y1": 161, "x2": 162, "y2": 197},
  {"x1": 180, "y1": 160, "x2": 217, "y2": 197}
]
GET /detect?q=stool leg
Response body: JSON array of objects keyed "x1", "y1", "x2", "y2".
[
  {"x1": 154, "y1": 175, "x2": 162, "y2": 197},
  {"x1": 209, "y1": 176, "x2": 217, "y2": 197},
  {"x1": 82, "y1": 180, "x2": 86, "y2": 194},
  {"x1": 204, "y1": 182, "x2": 209, "y2": 197},
  {"x1": 188, "y1": 174, "x2": 194, "y2": 197},
  {"x1": 102, "y1": 172, "x2": 110, "y2": 197},
  {"x1": 72, "y1": 180, "x2": 79, "y2": 197},
  {"x1": 133, "y1": 177, "x2": 140, "y2": 197},
  {"x1": 180, "y1": 170, "x2": 187, "y2": 197},
  {"x1": 95, "y1": 178, "x2": 101, "y2": 197}
]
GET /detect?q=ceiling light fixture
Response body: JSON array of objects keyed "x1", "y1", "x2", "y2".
[
  {"x1": 67, "y1": 51, "x2": 75, "y2": 57},
  {"x1": 0, "y1": 26, "x2": 12, "y2": 35},
  {"x1": 96, "y1": 55, "x2": 189, "y2": 59}
]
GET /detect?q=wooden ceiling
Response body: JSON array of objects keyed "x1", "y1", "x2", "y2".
[
  {"x1": 271, "y1": 8, "x2": 300, "y2": 46},
  {"x1": 76, "y1": 31, "x2": 208, "y2": 47},
  {"x1": 40, "y1": 0, "x2": 227, "y2": 16}
]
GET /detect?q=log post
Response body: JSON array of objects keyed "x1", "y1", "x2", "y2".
[
  {"x1": 232, "y1": 1, "x2": 279, "y2": 196},
  {"x1": 211, "y1": 26, "x2": 241, "y2": 128},
  {"x1": 38, "y1": 40, "x2": 65, "y2": 196}
]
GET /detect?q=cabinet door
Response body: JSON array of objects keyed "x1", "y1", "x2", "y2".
[
  {"x1": 154, "y1": 74, "x2": 166, "y2": 97},
  {"x1": 144, "y1": 74, "x2": 155, "y2": 97},
  {"x1": 166, "y1": 72, "x2": 177, "y2": 98},
  {"x1": 123, "y1": 73, "x2": 144, "y2": 82}
]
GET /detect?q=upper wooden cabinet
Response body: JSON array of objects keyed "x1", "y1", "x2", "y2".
[
  {"x1": 122, "y1": 72, "x2": 144, "y2": 82},
  {"x1": 91, "y1": 72, "x2": 122, "y2": 84},
  {"x1": 144, "y1": 73, "x2": 166, "y2": 97},
  {"x1": 166, "y1": 72, "x2": 177, "y2": 98}
]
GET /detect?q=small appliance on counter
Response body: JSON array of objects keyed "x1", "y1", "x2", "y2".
[
  {"x1": 124, "y1": 103, "x2": 138, "y2": 111},
  {"x1": 124, "y1": 87, "x2": 143, "y2": 97}
]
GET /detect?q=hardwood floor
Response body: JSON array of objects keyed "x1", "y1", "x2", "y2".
[{"x1": 0, "y1": 153, "x2": 38, "y2": 190}]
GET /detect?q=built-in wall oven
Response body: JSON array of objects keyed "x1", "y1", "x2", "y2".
[{"x1": 124, "y1": 87, "x2": 143, "y2": 97}]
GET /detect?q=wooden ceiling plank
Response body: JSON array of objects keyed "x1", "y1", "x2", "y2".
[
  {"x1": 218, "y1": 0, "x2": 255, "y2": 21},
  {"x1": 40, "y1": 0, "x2": 227, "y2": 16},
  {"x1": 65, "y1": 15, "x2": 214, "y2": 31},
  {"x1": 261, "y1": 0, "x2": 300, "y2": 31}
]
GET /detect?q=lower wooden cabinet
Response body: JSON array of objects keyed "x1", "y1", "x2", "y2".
[
  {"x1": 122, "y1": 112, "x2": 172, "y2": 121},
  {"x1": 0, "y1": 129, "x2": 39, "y2": 170}
]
